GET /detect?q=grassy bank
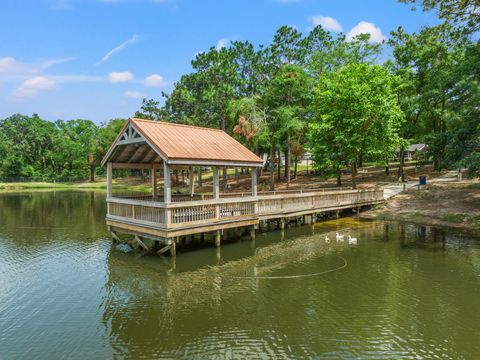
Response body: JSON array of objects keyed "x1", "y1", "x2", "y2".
[
  {"x1": 0, "y1": 181, "x2": 105, "y2": 191},
  {"x1": 362, "y1": 181, "x2": 480, "y2": 232},
  {"x1": 0, "y1": 179, "x2": 150, "y2": 193}
]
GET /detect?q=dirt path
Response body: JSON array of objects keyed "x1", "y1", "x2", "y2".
[{"x1": 382, "y1": 170, "x2": 459, "y2": 199}]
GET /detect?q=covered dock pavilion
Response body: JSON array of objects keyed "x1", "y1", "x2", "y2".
[{"x1": 102, "y1": 118, "x2": 384, "y2": 256}]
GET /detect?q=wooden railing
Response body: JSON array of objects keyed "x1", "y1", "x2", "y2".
[
  {"x1": 168, "y1": 198, "x2": 257, "y2": 225},
  {"x1": 115, "y1": 187, "x2": 353, "y2": 202},
  {"x1": 107, "y1": 188, "x2": 384, "y2": 229},
  {"x1": 108, "y1": 198, "x2": 167, "y2": 225}
]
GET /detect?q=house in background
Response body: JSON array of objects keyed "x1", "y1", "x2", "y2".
[{"x1": 395, "y1": 144, "x2": 427, "y2": 161}]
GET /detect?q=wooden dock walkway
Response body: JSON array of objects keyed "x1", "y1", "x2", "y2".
[{"x1": 106, "y1": 187, "x2": 384, "y2": 254}]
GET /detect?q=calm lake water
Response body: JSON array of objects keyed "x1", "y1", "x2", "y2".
[{"x1": 1, "y1": 191, "x2": 480, "y2": 359}]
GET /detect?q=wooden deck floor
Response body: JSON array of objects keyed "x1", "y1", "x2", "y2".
[{"x1": 106, "y1": 188, "x2": 384, "y2": 240}]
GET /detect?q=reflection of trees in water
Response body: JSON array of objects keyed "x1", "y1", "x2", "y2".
[
  {"x1": 101, "y1": 222, "x2": 379, "y2": 357},
  {"x1": 0, "y1": 191, "x2": 108, "y2": 246},
  {"x1": 398, "y1": 222, "x2": 472, "y2": 251},
  {"x1": 101, "y1": 221, "x2": 480, "y2": 358}
]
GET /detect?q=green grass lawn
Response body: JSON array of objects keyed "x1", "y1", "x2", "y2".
[{"x1": 0, "y1": 179, "x2": 135, "y2": 192}]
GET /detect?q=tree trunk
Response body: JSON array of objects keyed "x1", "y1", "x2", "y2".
[
  {"x1": 286, "y1": 135, "x2": 291, "y2": 185},
  {"x1": 198, "y1": 168, "x2": 202, "y2": 188},
  {"x1": 220, "y1": 107, "x2": 226, "y2": 131},
  {"x1": 336, "y1": 168, "x2": 342, "y2": 187},
  {"x1": 385, "y1": 160, "x2": 390, "y2": 175},
  {"x1": 277, "y1": 149, "x2": 281, "y2": 180},
  {"x1": 397, "y1": 147, "x2": 405, "y2": 179},
  {"x1": 90, "y1": 164, "x2": 95, "y2": 182},
  {"x1": 357, "y1": 152, "x2": 363, "y2": 169},
  {"x1": 294, "y1": 156, "x2": 298, "y2": 179},
  {"x1": 269, "y1": 145, "x2": 275, "y2": 191},
  {"x1": 223, "y1": 167, "x2": 227, "y2": 190},
  {"x1": 351, "y1": 161, "x2": 357, "y2": 189}
]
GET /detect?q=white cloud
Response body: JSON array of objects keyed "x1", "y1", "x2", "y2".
[
  {"x1": 0, "y1": 57, "x2": 74, "y2": 79},
  {"x1": 51, "y1": 0, "x2": 73, "y2": 9},
  {"x1": 108, "y1": 71, "x2": 134, "y2": 83},
  {"x1": 49, "y1": 74, "x2": 102, "y2": 82},
  {"x1": 40, "y1": 57, "x2": 74, "y2": 69},
  {"x1": 346, "y1": 21, "x2": 386, "y2": 43},
  {"x1": 216, "y1": 38, "x2": 230, "y2": 50},
  {"x1": 12, "y1": 76, "x2": 56, "y2": 97},
  {"x1": 124, "y1": 90, "x2": 144, "y2": 99},
  {"x1": 310, "y1": 16, "x2": 342, "y2": 32},
  {"x1": 96, "y1": 34, "x2": 140, "y2": 65},
  {"x1": 0, "y1": 57, "x2": 36, "y2": 75},
  {"x1": 142, "y1": 74, "x2": 167, "y2": 87},
  {"x1": 192, "y1": 51, "x2": 204, "y2": 60}
]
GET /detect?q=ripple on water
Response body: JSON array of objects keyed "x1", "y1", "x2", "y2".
[{"x1": 1, "y1": 192, "x2": 480, "y2": 359}]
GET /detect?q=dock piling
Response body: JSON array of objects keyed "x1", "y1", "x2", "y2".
[{"x1": 170, "y1": 238, "x2": 177, "y2": 256}]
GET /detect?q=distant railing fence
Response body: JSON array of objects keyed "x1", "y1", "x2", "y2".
[{"x1": 0, "y1": 177, "x2": 89, "y2": 183}]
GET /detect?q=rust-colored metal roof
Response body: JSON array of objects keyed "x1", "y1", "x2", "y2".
[{"x1": 125, "y1": 118, "x2": 263, "y2": 165}]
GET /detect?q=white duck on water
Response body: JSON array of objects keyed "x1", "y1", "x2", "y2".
[
  {"x1": 325, "y1": 235, "x2": 331, "y2": 243},
  {"x1": 336, "y1": 232, "x2": 344, "y2": 242},
  {"x1": 348, "y1": 235, "x2": 358, "y2": 245}
]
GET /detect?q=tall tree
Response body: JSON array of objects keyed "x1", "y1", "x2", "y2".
[
  {"x1": 309, "y1": 63, "x2": 404, "y2": 188},
  {"x1": 388, "y1": 25, "x2": 468, "y2": 171},
  {"x1": 263, "y1": 65, "x2": 310, "y2": 187},
  {"x1": 399, "y1": 0, "x2": 480, "y2": 35}
]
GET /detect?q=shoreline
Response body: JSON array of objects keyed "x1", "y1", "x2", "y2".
[{"x1": 361, "y1": 181, "x2": 480, "y2": 233}]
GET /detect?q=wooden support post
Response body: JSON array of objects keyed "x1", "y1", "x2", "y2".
[
  {"x1": 215, "y1": 230, "x2": 221, "y2": 247},
  {"x1": 170, "y1": 238, "x2": 177, "y2": 256},
  {"x1": 163, "y1": 162, "x2": 171, "y2": 203},
  {"x1": 279, "y1": 219, "x2": 285, "y2": 230},
  {"x1": 151, "y1": 165, "x2": 158, "y2": 200},
  {"x1": 311, "y1": 213, "x2": 316, "y2": 224},
  {"x1": 252, "y1": 167, "x2": 258, "y2": 215},
  {"x1": 336, "y1": 210, "x2": 340, "y2": 219},
  {"x1": 107, "y1": 162, "x2": 113, "y2": 198},
  {"x1": 189, "y1": 166, "x2": 194, "y2": 197},
  {"x1": 213, "y1": 167, "x2": 219, "y2": 199},
  {"x1": 213, "y1": 167, "x2": 220, "y2": 219},
  {"x1": 250, "y1": 226, "x2": 256, "y2": 240}
]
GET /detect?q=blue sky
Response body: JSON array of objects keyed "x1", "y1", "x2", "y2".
[{"x1": 0, "y1": 0, "x2": 439, "y2": 123}]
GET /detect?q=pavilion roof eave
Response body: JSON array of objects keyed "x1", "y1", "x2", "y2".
[
  {"x1": 101, "y1": 120, "x2": 168, "y2": 167},
  {"x1": 101, "y1": 118, "x2": 265, "y2": 168},
  {"x1": 166, "y1": 158, "x2": 263, "y2": 168}
]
